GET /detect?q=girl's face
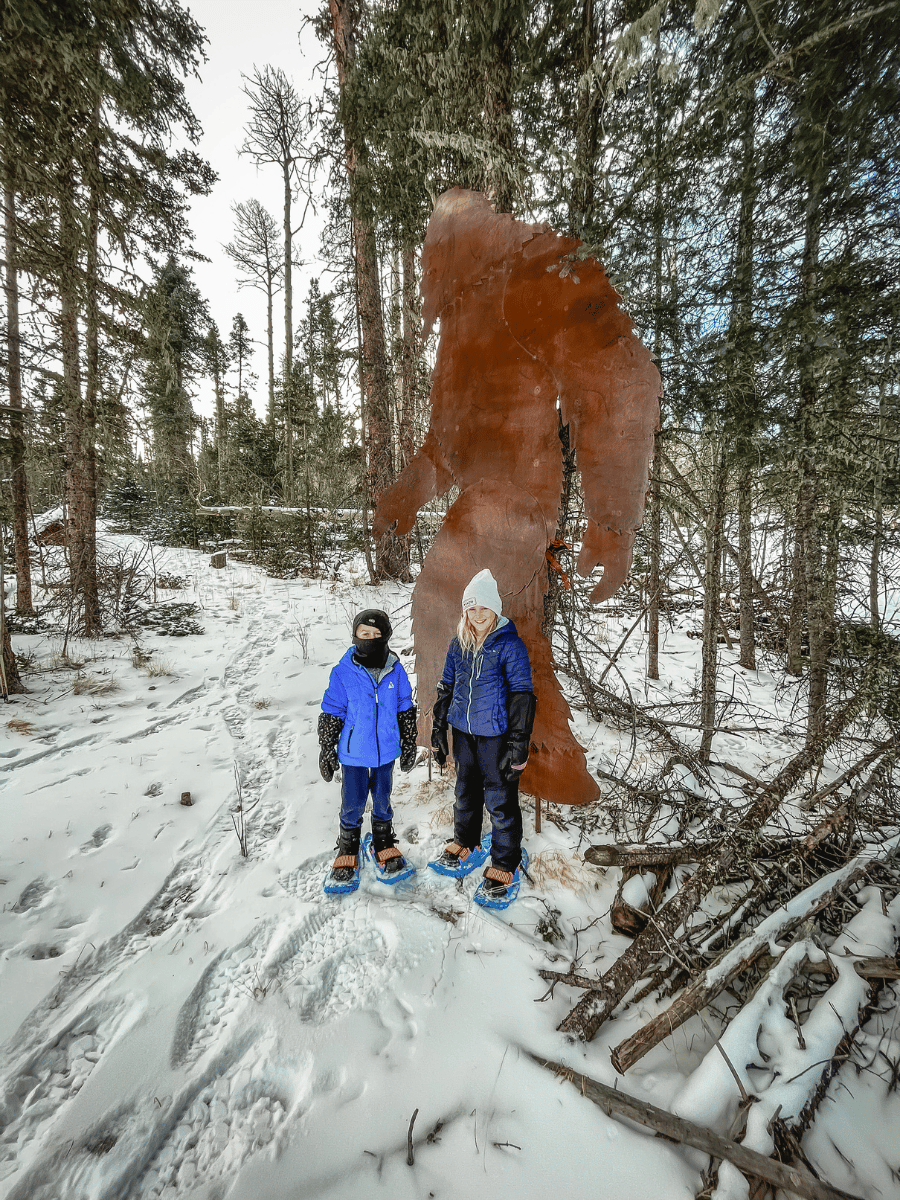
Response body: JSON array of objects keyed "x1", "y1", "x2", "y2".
[
  {"x1": 466, "y1": 605, "x2": 495, "y2": 636},
  {"x1": 355, "y1": 623, "x2": 382, "y2": 640}
]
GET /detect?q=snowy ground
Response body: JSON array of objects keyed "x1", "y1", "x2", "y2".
[{"x1": 2, "y1": 533, "x2": 899, "y2": 1200}]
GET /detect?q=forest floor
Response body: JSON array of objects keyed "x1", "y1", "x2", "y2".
[{"x1": 1, "y1": 528, "x2": 898, "y2": 1200}]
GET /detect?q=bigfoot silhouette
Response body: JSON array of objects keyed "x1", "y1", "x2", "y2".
[{"x1": 374, "y1": 189, "x2": 660, "y2": 806}]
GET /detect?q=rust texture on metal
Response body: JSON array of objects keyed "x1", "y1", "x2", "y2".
[{"x1": 373, "y1": 189, "x2": 660, "y2": 806}]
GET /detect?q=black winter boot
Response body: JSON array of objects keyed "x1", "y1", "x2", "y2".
[
  {"x1": 330, "y1": 825, "x2": 361, "y2": 884},
  {"x1": 371, "y1": 819, "x2": 407, "y2": 876}
]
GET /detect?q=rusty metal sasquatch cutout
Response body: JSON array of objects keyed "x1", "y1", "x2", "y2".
[{"x1": 374, "y1": 188, "x2": 660, "y2": 806}]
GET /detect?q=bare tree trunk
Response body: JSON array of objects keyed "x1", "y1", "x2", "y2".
[
  {"x1": 266, "y1": 278, "x2": 276, "y2": 428},
  {"x1": 214, "y1": 360, "x2": 226, "y2": 499},
  {"x1": 869, "y1": 337, "x2": 892, "y2": 629},
  {"x1": 737, "y1": 455, "x2": 756, "y2": 669},
  {"x1": 730, "y1": 95, "x2": 758, "y2": 672},
  {"x1": 786, "y1": 483, "x2": 808, "y2": 678},
  {"x1": 700, "y1": 442, "x2": 727, "y2": 761},
  {"x1": 60, "y1": 174, "x2": 101, "y2": 635},
  {"x1": 797, "y1": 175, "x2": 826, "y2": 743},
  {"x1": 646, "y1": 24, "x2": 665, "y2": 681},
  {"x1": 399, "y1": 241, "x2": 418, "y2": 470},
  {"x1": 481, "y1": 11, "x2": 516, "y2": 214},
  {"x1": 570, "y1": 0, "x2": 603, "y2": 238},
  {"x1": 79, "y1": 155, "x2": 102, "y2": 633},
  {"x1": 329, "y1": 0, "x2": 409, "y2": 580},
  {"x1": 0, "y1": 518, "x2": 24, "y2": 694},
  {"x1": 3, "y1": 170, "x2": 33, "y2": 614},
  {"x1": 282, "y1": 161, "x2": 294, "y2": 501},
  {"x1": 647, "y1": 444, "x2": 661, "y2": 679}
]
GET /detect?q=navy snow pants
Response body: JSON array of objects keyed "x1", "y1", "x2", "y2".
[
  {"x1": 451, "y1": 728, "x2": 523, "y2": 872},
  {"x1": 340, "y1": 762, "x2": 395, "y2": 829}
]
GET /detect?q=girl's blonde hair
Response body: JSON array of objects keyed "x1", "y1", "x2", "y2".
[{"x1": 456, "y1": 609, "x2": 498, "y2": 654}]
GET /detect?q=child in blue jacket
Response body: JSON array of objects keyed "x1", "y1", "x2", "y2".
[
  {"x1": 318, "y1": 609, "x2": 417, "y2": 893},
  {"x1": 428, "y1": 570, "x2": 536, "y2": 908}
]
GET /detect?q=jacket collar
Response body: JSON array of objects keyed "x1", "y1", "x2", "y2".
[
  {"x1": 346, "y1": 646, "x2": 398, "y2": 674},
  {"x1": 482, "y1": 615, "x2": 510, "y2": 647}
]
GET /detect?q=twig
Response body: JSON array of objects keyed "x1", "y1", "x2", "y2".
[{"x1": 406, "y1": 1107, "x2": 418, "y2": 1166}]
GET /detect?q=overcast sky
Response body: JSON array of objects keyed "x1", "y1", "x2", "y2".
[{"x1": 180, "y1": 0, "x2": 330, "y2": 416}]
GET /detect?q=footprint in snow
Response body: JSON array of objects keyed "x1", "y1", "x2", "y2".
[
  {"x1": 79, "y1": 823, "x2": 112, "y2": 853},
  {"x1": 132, "y1": 1075, "x2": 286, "y2": 1200},
  {"x1": 11, "y1": 879, "x2": 53, "y2": 914},
  {"x1": 0, "y1": 997, "x2": 128, "y2": 1183}
]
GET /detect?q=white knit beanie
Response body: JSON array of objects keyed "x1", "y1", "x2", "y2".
[{"x1": 462, "y1": 569, "x2": 503, "y2": 616}]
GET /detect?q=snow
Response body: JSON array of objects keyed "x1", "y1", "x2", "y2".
[{"x1": 2, "y1": 529, "x2": 898, "y2": 1200}]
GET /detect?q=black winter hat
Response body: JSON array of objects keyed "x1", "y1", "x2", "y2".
[{"x1": 352, "y1": 608, "x2": 392, "y2": 639}]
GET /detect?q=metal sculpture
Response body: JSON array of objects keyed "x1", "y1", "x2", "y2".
[{"x1": 374, "y1": 188, "x2": 660, "y2": 806}]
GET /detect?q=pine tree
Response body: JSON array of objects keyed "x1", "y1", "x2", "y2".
[
  {"x1": 143, "y1": 259, "x2": 209, "y2": 522},
  {"x1": 1, "y1": 0, "x2": 213, "y2": 625}
]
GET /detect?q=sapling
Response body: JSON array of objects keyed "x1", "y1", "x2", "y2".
[{"x1": 231, "y1": 763, "x2": 260, "y2": 858}]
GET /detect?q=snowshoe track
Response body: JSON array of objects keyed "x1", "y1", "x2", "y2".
[
  {"x1": 0, "y1": 996, "x2": 129, "y2": 1182},
  {"x1": 132, "y1": 1072, "x2": 286, "y2": 1199},
  {"x1": 171, "y1": 921, "x2": 276, "y2": 1069}
]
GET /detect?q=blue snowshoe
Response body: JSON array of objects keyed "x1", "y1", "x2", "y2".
[
  {"x1": 428, "y1": 833, "x2": 493, "y2": 879},
  {"x1": 324, "y1": 826, "x2": 361, "y2": 896},
  {"x1": 362, "y1": 821, "x2": 416, "y2": 885},
  {"x1": 473, "y1": 848, "x2": 529, "y2": 911}
]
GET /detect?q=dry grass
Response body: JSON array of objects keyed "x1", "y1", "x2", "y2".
[
  {"x1": 46, "y1": 651, "x2": 87, "y2": 671},
  {"x1": 73, "y1": 673, "x2": 120, "y2": 696},
  {"x1": 409, "y1": 778, "x2": 454, "y2": 806},
  {"x1": 155, "y1": 573, "x2": 185, "y2": 590},
  {"x1": 229, "y1": 593, "x2": 240, "y2": 611},
  {"x1": 6, "y1": 718, "x2": 36, "y2": 736},
  {"x1": 255, "y1": 698, "x2": 271, "y2": 710},
  {"x1": 528, "y1": 849, "x2": 595, "y2": 894},
  {"x1": 14, "y1": 648, "x2": 38, "y2": 673},
  {"x1": 146, "y1": 658, "x2": 178, "y2": 679},
  {"x1": 428, "y1": 800, "x2": 456, "y2": 830}
]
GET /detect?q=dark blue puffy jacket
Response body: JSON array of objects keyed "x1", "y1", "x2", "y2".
[
  {"x1": 440, "y1": 618, "x2": 532, "y2": 737},
  {"x1": 321, "y1": 650, "x2": 414, "y2": 767}
]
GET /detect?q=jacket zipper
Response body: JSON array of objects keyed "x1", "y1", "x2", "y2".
[
  {"x1": 374, "y1": 680, "x2": 381, "y2": 766},
  {"x1": 465, "y1": 632, "x2": 493, "y2": 731}
]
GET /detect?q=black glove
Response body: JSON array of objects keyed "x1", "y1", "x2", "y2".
[
  {"x1": 431, "y1": 681, "x2": 452, "y2": 766},
  {"x1": 317, "y1": 712, "x2": 344, "y2": 782},
  {"x1": 398, "y1": 706, "x2": 418, "y2": 773},
  {"x1": 499, "y1": 691, "x2": 536, "y2": 783},
  {"x1": 431, "y1": 726, "x2": 449, "y2": 766}
]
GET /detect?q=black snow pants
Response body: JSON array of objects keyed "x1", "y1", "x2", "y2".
[{"x1": 451, "y1": 728, "x2": 523, "y2": 872}]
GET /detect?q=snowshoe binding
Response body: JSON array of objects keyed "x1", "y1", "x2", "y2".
[
  {"x1": 428, "y1": 833, "x2": 492, "y2": 879},
  {"x1": 473, "y1": 848, "x2": 529, "y2": 911},
  {"x1": 363, "y1": 820, "x2": 416, "y2": 885},
  {"x1": 324, "y1": 826, "x2": 362, "y2": 896}
]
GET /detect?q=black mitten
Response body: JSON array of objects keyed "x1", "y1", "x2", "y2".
[
  {"x1": 398, "y1": 706, "x2": 418, "y2": 772},
  {"x1": 499, "y1": 691, "x2": 536, "y2": 783},
  {"x1": 431, "y1": 681, "x2": 451, "y2": 765},
  {"x1": 317, "y1": 712, "x2": 344, "y2": 782}
]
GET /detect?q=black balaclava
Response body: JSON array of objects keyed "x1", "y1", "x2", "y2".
[{"x1": 352, "y1": 608, "x2": 392, "y2": 669}]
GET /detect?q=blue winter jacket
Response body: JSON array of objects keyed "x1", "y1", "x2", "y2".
[
  {"x1": 440, "y1": 618, "x2": 533, "y2": 737},
  {"x1": 321, "y1": 649, "x2": 414, "y2": 768}
]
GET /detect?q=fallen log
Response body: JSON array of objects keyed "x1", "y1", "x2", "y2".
[
  {"x1": 585, "y1": 843, "x2": 717, "y2": 868},
  {"x1": 538, "y1": 955, "x2": 900, "y2": 997},
  {"x1": 610, "y1": 835, "x2": 900, "y2": 1075},
  {"x1": 527, "y1": 1053, "x2": 864, "y2": 1200},
  {"x1": 800, "y1": 735, "x2": 900, "y2": 810},
  {"x1": 556, "y1": 681, "x2": 874, "y2": 1043},
  {"x1": 584, "y1": 836, "x2": 797, "y2": 868}
]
